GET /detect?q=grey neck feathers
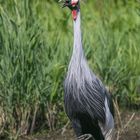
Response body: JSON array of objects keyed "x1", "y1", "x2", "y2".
[
  {"x1": 71, "y1": 10, "x2": 84, "y2": 64},
  {"x1": 67, "y1": 10, "x2": 93, "y2": 85}
]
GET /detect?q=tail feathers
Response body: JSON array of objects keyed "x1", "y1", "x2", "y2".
[
  {"x1": 99, "y1": 97, "x2": 115, "y2": 140},
  {"x1": 105, "y1": 128, "x2": 114, "y2": 140}
]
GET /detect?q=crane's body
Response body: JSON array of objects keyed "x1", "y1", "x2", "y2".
[{"x1": 64, "y1": 1, "x2": 114, "y2": 140}]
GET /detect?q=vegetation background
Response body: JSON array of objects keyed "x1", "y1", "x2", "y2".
[{"x1": 0, "y1": 0, "x2": 140, "y2": 139}]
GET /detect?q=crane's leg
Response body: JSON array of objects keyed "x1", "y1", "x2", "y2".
[
  {"x1": 72, "y1": 119, "x2": 82, "y2": 137},
  {"x1": 78, "y1": 134, "x2": 94, "y2": 140},
  {"x1": 72, "y1": 119, "x2": 94, "y2": 140}
]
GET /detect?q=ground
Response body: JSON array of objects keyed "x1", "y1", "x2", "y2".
[{"x1": 21, "y1": 110, "x2": 140, "y2": 140}]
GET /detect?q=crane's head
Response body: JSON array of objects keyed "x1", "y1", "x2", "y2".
[{"x1": 63, "y1": 0, "x2": 80, "y2": 20}]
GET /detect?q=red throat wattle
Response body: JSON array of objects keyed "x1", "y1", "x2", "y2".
[
  {"x1": 71, "y1": 1, "x2": 78, "y2": 20},
  {"x1": 72, "y1": 10, "x2": 77, "y2": 20}
]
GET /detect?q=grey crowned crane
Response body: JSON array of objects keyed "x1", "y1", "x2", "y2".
[{"x1": 63, "y1": 0, "x2": 114, "y2": 140}]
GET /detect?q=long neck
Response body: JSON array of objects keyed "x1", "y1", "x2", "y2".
[
  {"x1": 70, "y1": 10, "x2": 84, "y2": 64},
  {"x1": 67, "y1": 9, "x2": 93, "y2": 86}
]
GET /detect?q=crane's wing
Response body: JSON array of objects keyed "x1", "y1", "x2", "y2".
[{"x1": 81, "y1": 75, "x2": 114, "y2": 139}]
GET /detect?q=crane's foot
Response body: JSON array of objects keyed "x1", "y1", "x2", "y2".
[{"x1": 78, "y1": 134, "x2": 94, "y2": 140}]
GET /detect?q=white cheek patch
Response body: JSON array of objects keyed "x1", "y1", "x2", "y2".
[{"x1": 72, "y1": 0, "x2": 79, "y2": 3}]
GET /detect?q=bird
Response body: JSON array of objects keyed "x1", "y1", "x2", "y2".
[{"x1": 63, "y1": 0, "x2": 114, "y2": 140}]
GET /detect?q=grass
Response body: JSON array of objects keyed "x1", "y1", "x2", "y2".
[{"x1": 0, "y1": 0, "x2": 140, "y2": 139}]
